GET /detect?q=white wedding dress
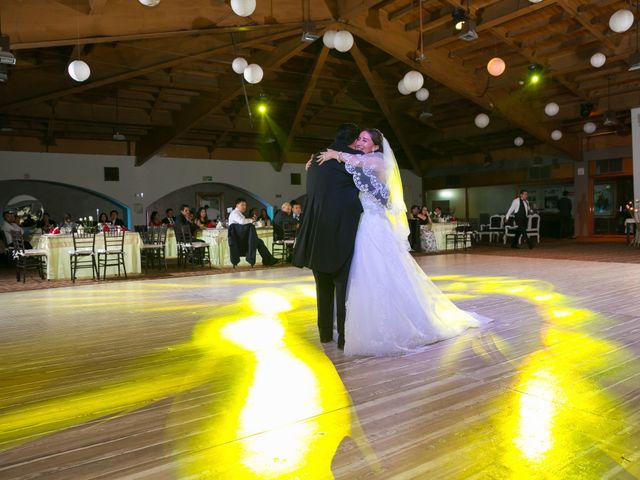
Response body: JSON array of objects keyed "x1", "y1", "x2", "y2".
[{"x1": 340, "y1": 147, "x2": 483, "y2": 356}]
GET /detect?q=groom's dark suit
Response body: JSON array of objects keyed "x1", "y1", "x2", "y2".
[{"x1": 293, "y1": 142, "x2": 363, "y2": 347}]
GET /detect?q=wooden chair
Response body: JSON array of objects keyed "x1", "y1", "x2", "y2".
[
  {"x1": 69, "y1": 231, "x2": 98, "y2": 282},
  {"x1": 175, "y1": 225, "x2": 211, "y2": 269},
  {"x1": 97, "y1": 230, "x2": 127, "y2": 279},
  {"x1": 272, "y1": 221, "x2": 296, "y2": 262},
  {"x1": 12, "y1": 232, "x2": 47, "y2": 283}
]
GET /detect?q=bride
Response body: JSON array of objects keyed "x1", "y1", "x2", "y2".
[{"x1": 317, "y1": 128, "x2": 483, "y2": 356}]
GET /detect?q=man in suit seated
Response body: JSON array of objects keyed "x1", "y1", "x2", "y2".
[
  {"x1": 273, "y1": 202, "x2": 295, "y2": 241},
  {"x1": 162, "y1": 208, "x2": 175, "y2": 227},
  {"x1": 229, "y1": 198, "x2": 279, "y2": 266}
]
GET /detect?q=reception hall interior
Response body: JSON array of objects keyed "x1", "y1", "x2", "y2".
[{"x1": 1, "y1": 0, "x2": 640, "y2": 479}]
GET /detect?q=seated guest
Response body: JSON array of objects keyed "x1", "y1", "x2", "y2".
[
  {"x1": 98, "y1": 212, "x2": 109, "y2": 224},
  {"x1": 60, "y1": 213, "x2": 76, "y2": 233},
  {"x1": 407, "y1": 205, "x2": 420, "y2": 220},
  {"x1": 258, "y1": 208, "x2": 272, "y2": 226},
  {"x1": 194, "y1": 207, "x2": 210, "y2": 230},
  {"x1": 416, "y1": 206, "x2": 433, "y2": 226},
  {"x1": 273, "y1": 202, "x2": 294, "y2": 240},
  {"x1": 175, "y1": 204, "x2": 203, "y2": 241},
  {"x1": 37, "y1": 212, "x2": 57, "y2": 231},
  {"x1": 2, "y1": 211, "x2": 32, "y2": 249},
  {"x1": 110, "y1": 210, "x2": 126, "y2": 228},
  {"x1": 149, "y1": 211, "x2": 163, "y2": 227},
  {"x1": 228, "y1": 198, "x2": 278, "y2": 266},
  {"x1": 249, "y1": 208, "x2": 259, "y2": 220},
  {"x1": 292, "y1": 203, "x2": 302, "y2": 223},
  {"x1": 432, "y1": 207, "x2": 443, "y2": 221},
  {"x1": 162, "y1": 208, "x2": 175, "y2": 226}
]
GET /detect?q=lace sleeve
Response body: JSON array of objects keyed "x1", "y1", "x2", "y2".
[{"x1": 341, "y1": 152, "x2": 390, "y2": 207}]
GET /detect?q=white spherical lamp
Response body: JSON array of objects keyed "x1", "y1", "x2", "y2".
[
  {"x1": 333, "y1": 31, "x2": 354, "y2": 52},
  {"x1": 403, "y1": 70, "x2": 424, "y2": 92},
  {"x1": 474, "y1": 113, "x2": 490, "y2": 128},
  {"x1": 487, "y1": 57, "x2": 506, "y2": 76},
  {"x1": 67, "y1": 60, "x2": 91, "y2": 82},
  {"x1": 544, "y1": 102, "x2": 560, "y2": 117},
  {"x1": 232, "y1": 57, "x2": 248, "y2": 74},
  {"x1": 514, "y1": 136, "x2": 524, "y2": 147},
  {"x1": 323, "y1": 30, "x2": 337, "y2": 49},
  {"x1": 415, "y1": 88, "x2": 429, "y2": 101},
  {"x1": 609, "y1": 9, "x2": 634, "y2": 33},
  {"x1": 551, "y1": 129, "x2": 563, "y2": 141},
  {"x1": 230, "y1": 0, "x2": 256, "y2": 17},
  {"x1": 398, "y1": 79, "x2": 411, "y2": 95},
  {"x1": 138, "y1": 0, "x2": 161, "y2": 6},
  {"x1": 243, "y1": 64, "x2": 263, "y2": 84},
  {"x1": 583, "y1": 122, "x2": 597, "y2": 134},
  {"x1": 590, "y1": 52, "x2": 606, "y2": 68}
]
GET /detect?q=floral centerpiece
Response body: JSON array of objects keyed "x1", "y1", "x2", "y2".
[
  {"x1": 77, "y1": 216, "x2": 98, "y2": 233},
  {"x1": 16, "y1": 205, "x2": 42, "y2": 227}
]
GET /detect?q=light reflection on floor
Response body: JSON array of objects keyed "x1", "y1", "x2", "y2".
[{"x1": 0, "y1": 267, "x2": 638, "y2": 479}]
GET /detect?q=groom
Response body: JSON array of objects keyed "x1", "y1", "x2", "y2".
[{"x1": 293, "y1": 123, "x2": 363, "y2": 350}]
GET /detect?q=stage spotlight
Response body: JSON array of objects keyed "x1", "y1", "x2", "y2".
[
  {"x1": 580, "y1": 102, "x2": 594, "y2": 119},
  {"x1": 452, "y1": 9, "x2": 467, "y2": 30},
  {"x1": 527, "y1": 64, "x2": 543, "y2": 85},
  {"x1": 257, "y1": 103, "x2": 267, "y2": 114}
]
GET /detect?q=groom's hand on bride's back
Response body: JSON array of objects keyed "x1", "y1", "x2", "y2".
[{"x1": 305, "y1": 152, "x2": 323, "y2": 171}]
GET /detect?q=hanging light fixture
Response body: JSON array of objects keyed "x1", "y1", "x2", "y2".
[
  {"x1": 333, "y1": 31, "x2": 354, "y2": 52},
  {"x1": 415, "y1": 88, "x2": 429, "y2": 101},
  {"x1": 68, "y1": 60, "x2": 90, "y2": 82},
  {"x1": 514, "y1": 136, "x2": 524, "y2": 147},
  {"x1": 590, "y1": 52, "x2": 607, "y2": 68},
  {"x1": 67, "y1": 7, "x2": 90, "y2": 82},
  {"x1": 112, "y1": 89, "x2": 125, "y2": 141},
  {"x1": 230, "y1": 0, "x2": 256, "y2": 17},
  {"x1": 544, "y1": 102, "x2": 559, "y2": 116},
  {"x1": 403, "y1": 71, "x2": 424, "y2": 92},
  {"x1": 474, "y1": 113, "x2": 490, "y2": 128},
  {"x1": 551, "y1": 129, "x2": 563, "y2": 141},
  {"x1": 138, "y1": 0, "x2": 161, "y2": 6},
  {"x1": 323, "y1": 30, "x2": 337, "y2": 49},
  {"x1": 232, "y1": 57, "x2": 248, "y2": 74},
  {"x1": 398, "y1": 79, "x2": 411, "y2": 95},
  {"x1": 609, "y1": 8, "x2": 634, "y2": 33},
  {"x1": 487, "y1": 57, "x2": 506, "y2": 76},
  {"x1": 243, "y1": 64, "x2": 263, "y2": 84},
  {"x1": 583, "y1": 122, "x2": 597, "y2": 134}
]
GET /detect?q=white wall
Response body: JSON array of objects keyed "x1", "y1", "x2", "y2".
[
  {"x1": 424, "y1": 188, "x2": 466, "y2": 217},
  {"x1": 0, "y1": 151, "x2": 422, "y2": 226}
]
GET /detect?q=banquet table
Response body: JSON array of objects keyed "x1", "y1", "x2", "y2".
[
  {"x1": 625, "y1": 218, "x2": 640, "y2": 246},
  {"x1": 34, "y1": 232, "x2": 142, "y2": 280},
  {"x1": 421, "y1": 222, "x2": 471, "y2": 251},
  {"x1": 165, "y1": 227, "x2": 274, "y2": 267}
]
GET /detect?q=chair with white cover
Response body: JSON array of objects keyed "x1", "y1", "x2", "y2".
[
  {"x1": 478, "y1": 215, "x2": 505, "y2": 243},
  {"x1": 526, "y1": 214, "x2": 541, "y2": 244}
]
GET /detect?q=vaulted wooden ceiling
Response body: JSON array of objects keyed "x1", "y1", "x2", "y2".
[{"x1": 0, "y1": 0, "x2": 638, "y2": 174}]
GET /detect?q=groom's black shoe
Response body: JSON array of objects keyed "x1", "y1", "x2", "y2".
[
  {"x1": 337, "y1": 335, "x2": 345, "y2": 350},
  {"x1": 320, "y1": 332, "x2": 333, "y2": 343}
]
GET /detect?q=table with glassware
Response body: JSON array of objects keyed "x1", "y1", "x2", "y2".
[
  {"x1": 165, "y1": 227, "x2": 274, "y2": 267},
  {"x1": 33, "y1": 232, "x2": 142, "y2": 280},
  {"x1": 420, "y1": 222, "x2": 471, "y2": 251}
]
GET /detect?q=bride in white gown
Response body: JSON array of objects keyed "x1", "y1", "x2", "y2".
[{"x1": 317, "y1": 128, "x2": 484, "y2": 356}]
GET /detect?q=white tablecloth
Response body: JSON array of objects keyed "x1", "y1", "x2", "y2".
[
  {"x1": 36, "y1": 232, "x2": 142, "y2": 280},
  {"x1": 165, "y1": 227, "x2": 274, "y2": 267},
  {"x1": 424, "y1": 222, "x2": 471, "y2": 251}
]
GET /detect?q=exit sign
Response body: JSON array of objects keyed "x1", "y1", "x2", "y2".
[{"x1": 202, "y1": 176, "x2": 213, "y2": 182}]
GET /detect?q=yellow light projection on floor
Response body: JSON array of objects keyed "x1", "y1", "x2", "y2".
[
  {"x1": 432, "y1": 275, "x2": 635, "y2": 478},
  {"x1": 0, "y1": 274, "x2": 636, "y2": 479}
]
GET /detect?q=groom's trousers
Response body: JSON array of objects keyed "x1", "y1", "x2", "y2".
[{"x1": 312, "y1": 253, "x2": 352, "y2": 344}]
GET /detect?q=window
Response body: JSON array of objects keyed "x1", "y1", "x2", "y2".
[
  {"x1": 290, "y1": 173, "x2": 301, "y2": 185},
  {"x1": 104, "y1": 167, "x2": 119, "y2": 181}
]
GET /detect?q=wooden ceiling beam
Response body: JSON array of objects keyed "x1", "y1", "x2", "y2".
[
  {"x1": 350, "y1": 42, "x2": 422, "y2": 176},
  {"x1": 0, "y1": 28, "x2": 300, "y2": 113},
  {"x1": 134, "y1": 36, "x2": 310, "y2": 166},
  {"x1": 278, "y1": 46, "x2": 330, "y2": 169},
  {"x1": 346, "y1": 13, "x2": 581, "y2": 161},
  {"x1": 88, "y1": 0, "x2": 108, "y2": 15},
  {"x1": 557, "y1": 0, "x2": 619, "y2": 53},
  {"x1": 422, "y1": 0, "x2": 560, "y2": 50}
]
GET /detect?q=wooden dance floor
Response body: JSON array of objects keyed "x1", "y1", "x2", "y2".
[{"x1": 1, "y1": 254, "x2": 639, "y2": 479}]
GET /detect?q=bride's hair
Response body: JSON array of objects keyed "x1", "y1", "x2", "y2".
[{"x1": 364, "y1": 128, "x2": 384, "y2": 153}]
